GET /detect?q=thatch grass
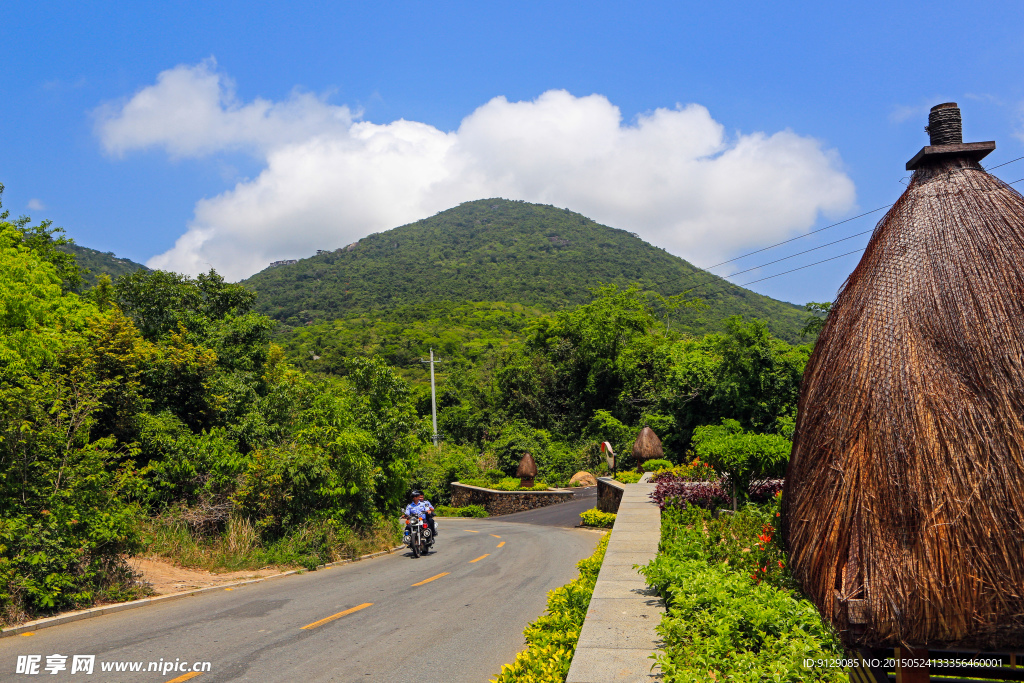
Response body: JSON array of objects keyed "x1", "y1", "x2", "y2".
[
  {"x1": 783, "y1": 156, "x2": 1024, "y2": 650},
  {"x1": 632, "y1": 426, "x2": 663, "y2": 462}
]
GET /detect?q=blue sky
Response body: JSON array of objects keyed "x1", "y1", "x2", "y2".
[{"x1": 3, "y1": 1, "x2": 1024, "y2": 306}]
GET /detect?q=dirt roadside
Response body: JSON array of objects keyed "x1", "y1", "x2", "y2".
[{"x1": 130, "y1": 557, "x2": 285, "y2": 595}]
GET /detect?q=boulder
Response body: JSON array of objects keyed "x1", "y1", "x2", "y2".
[{"x1": 569, "y1": 471, "x2": 597, "y2": 487}]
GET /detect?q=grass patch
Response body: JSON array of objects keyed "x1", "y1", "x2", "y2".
[
  {"x1": 579, "y1": 509, "x2": 616, "y2": 528},
  {"x1": 140, "y1": 514, "x2": 402, "y2": 572},
  {"x1": 434, "y1": 504, "x2": 489, "y2": 518},
  {"x1": 492, "y1": 533, "x2": 608, "y2": 682}
]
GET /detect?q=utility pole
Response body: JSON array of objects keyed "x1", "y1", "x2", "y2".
[{"x1": 420, "y1": 348, "x2": 443, "y2": 447}]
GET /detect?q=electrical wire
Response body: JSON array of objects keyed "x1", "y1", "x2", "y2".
[
  {"x1": 704, "y1": 154, "x2": 1024, "y2": 273},
  {"x1": 732, "y1": 175, "x2": 1024, "y2": 287}
]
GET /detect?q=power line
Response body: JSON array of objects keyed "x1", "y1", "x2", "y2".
[
  {"x1": 704, "y1": 154, "x2": 1024, "y2": 274},
  {"x1": 704, "y1": 206, "x2": 890, "y2": 270},
  {"x1": 738, "y1": 249, "x2": 864, "y2": 286},
  {"x1": 732, "y1": 175, "x2": 1024, "y2": 287},
  {"x1": 724, "y1": 228, "x2": 874, "y2": 279}
]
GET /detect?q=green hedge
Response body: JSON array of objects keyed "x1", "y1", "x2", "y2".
[
  {"x1": 492, "y1": 534, "x2": 609, "y2": 682},
  {"x1": 641, "y1": 458, "x2": 672, "y2": 472},
  {"x1": 640, "y1": 505, "x2": 845, "y2": 682},
  {"x1": 459, "y1": 477, "x2": 550, "y2": 491},
  {"x1": 433, "y1": 504, "x2": 489, "y2": 518},
  {"x1": 579, "y1": 509, "x2": 616, "y2": 528}
]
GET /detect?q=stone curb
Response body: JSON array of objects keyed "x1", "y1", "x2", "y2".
[
  {"x1": 567, "y1": 483, "x2": 664, "y2": 683},
  {"x1": 0, "y1": 545, "x2": 405, "y2": 639}
]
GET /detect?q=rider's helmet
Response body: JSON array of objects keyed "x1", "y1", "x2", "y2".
[{"x1": 410, "y1": 490, "x2": 423, "y2": 499}]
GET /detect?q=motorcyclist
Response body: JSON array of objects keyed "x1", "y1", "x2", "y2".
[{"x1": 402, "y1": 491, "x2": 438, "y2": 539}]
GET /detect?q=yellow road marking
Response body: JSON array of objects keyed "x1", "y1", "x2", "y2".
[
  {"x1": 469, "y1": 554, "x2": 490, "y2": 563},
  {"x1": 412, "y1": 572, "x2": 450, "y2": 586},
  {"x1": 464, "y1": 530, "x2": 479, "y2": 533},
  {"x1": 301, "y1": 602, "x2": 373, "y2": 629},
  {"x1": 224, "y1": 588, "x2": 233, "y2": 591},
  {"x1": 496, "y1": 542, "x2": 505, "y2": 548},
  {"x1": 167, "y1": 673, "x2": 202, "y2": 683},
  {"x1": 18, "y1": 632, "x2": 34, "y2": 637},
  {"x1": 490, "y1": 534, "x2": 501, "y2": 538}
]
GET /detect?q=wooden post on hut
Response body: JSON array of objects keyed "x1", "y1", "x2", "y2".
[
  {"x1": 783, "y1": 103, "x2": 1024, "y2": 683},
  {"x1": 632, "y1": 425, "x2": 662, "y2": 473}
]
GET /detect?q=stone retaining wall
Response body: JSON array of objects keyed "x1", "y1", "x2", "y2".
[
  {"x1": 450, "y1": 482, "x2": 575, "y2": 516},
  {"x1": 597, "y1": 477, "x2": 624, "y2": 513}
]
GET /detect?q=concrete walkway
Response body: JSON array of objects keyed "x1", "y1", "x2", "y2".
[{"x1": 567, "y1": 482, "x2": 664, "y2": 683}]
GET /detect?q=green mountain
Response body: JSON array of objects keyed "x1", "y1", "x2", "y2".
[
  {"x1": 60, "y1": 243, "x2": 150, "y2": 286},
  {"x1": 242, "y1": 198, "x2": 809, "y2": 342}
]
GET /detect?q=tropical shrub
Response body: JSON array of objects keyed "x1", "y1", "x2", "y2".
[
  {"x1": 492, "y1": 534, "x2": 608, "y2": 683},
  {"x1": 641, "y1": 458, "x2": 672, "y2": 472},
  {"x1": 579, "y1": 509, "x2": 616, "y2": 528},
  {"x1": 640, "y1": 504, "x2": 844, "y2": 682},
  {"x1": 433, "y1": 505, "x2": 488, "y2": 518},
  {"x1": 614, "y1": 471, "x2": 642, "y2": 484}
]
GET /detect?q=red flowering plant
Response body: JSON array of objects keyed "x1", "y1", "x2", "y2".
[{"x1": 746, "y1": 491, "x2": 793, "y2": 589}]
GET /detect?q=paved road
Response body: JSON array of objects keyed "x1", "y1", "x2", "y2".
[
  {"x1": 0, "y1": 511, "x2": 601, "y2": 683},
  {"x1": 490, "y1": 486, "x2": 597, "y2": 527}
]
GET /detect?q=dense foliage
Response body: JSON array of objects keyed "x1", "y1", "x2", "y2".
[
  {"x1": 0, "y1": 197, "x2": 423, "y2": 624},
  {"x1": 59, "y1": 243, "x2": 149, "y2": 287},
  {"x1": 641, "y1": 504, "x2": 846, "y2": 682},
  {"x1": 492, "y1": 533, "x2": 608, "y2": 683},
  {"x1": 405, "y1": 284, "x2": 809, "y2": 489},
  {"x1": 245, "y1": 198, "x2": 809, "y2": 342}
]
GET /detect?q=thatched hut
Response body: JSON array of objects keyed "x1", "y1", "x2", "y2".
[
  {"x1": 782, "y1": 103, "x2": 1024, "y2": 651},
  {"x1": 516, "y1": 453, "x2": 538, "y2": 488},
  {"x1": 632, "y1": 426, "x2": 662, "y2": 471}
]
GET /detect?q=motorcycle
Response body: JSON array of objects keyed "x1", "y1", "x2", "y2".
[{"x1": 403, "y1": 515, "x2": 434, "y2": 557}]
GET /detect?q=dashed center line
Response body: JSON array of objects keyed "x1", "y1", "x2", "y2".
[
  {"x1": 469, "y1": 554, "x2": 490, "y2": 563},
  {"x1": 464, "y1": 530, "x2": 480, "y2": 533},
  {"x1": 412, "y1": 572, "x2": 450, "y2": 586},
  {"x1": 496, "y1": 541, "x2": 505, "y2": 548},
  {"x1": 167, "y1": 673, "x2": 202, "y2": 683},
  {"x1": 490, "y1": 534, "x2": 501, "y2": 538},
  {"x1": 301, "y1": 603, "x2": 373, "y2": 629}
]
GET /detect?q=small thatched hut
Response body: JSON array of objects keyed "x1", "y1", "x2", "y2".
[
  {"x1": 783, "y1": 103, "x2": 1024, "y2": 651},
  {"x1": 632, "y1": 426, "x2": 662, "y2": 471},
  {"x1": 516, "y1": 453, "x2": 538, "y2": 488}
]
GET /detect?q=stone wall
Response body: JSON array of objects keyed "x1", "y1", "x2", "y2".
[
  {"x1": 596, "y1": 477, "x2": 624, "y2": 513},
  {"x1": 450, "y1": 483, "x2": 575, "y2": 516}
]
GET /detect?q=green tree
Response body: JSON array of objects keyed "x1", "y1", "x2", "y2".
[{"x1": 690, "y1": 419, "x2": 791, "y2": 510}]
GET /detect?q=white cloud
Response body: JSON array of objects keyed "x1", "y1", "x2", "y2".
[
  {"x1": 27, "y1": 198, "x2": 45, "y2": 211},
  {"x1": 97, "y1": 61, "x2": 856, "y2": 281}
]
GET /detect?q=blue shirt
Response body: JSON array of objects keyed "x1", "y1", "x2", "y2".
[{"x1": 404, "y1": 500, "x2": 434, "y2": 519}]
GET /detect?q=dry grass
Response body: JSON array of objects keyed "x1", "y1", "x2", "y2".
[
  {"x1": 783, "y1": 157, "x2": 1024, "y2": 650},
  {"x1": 140, "y1": 513, "x2": 401, "y2": 573}
]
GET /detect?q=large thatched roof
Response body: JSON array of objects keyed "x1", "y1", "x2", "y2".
[
  {"x1": 783, "y1": 104, "x2": 1024, "y2": 650},
  {"x1": 632, "y1": 426, "x2": 663, "y2": 461}
]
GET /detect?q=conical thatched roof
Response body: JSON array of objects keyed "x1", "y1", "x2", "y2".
[
  {"x1": 516, "y1": 453, "x2": 538, "y2": 478},
  {"x1": 632, "y1": 426, "x2": 663, "y2": 461},
  {"x1": 783, "y1": 104, "x2": 1024, "y2": 650}
]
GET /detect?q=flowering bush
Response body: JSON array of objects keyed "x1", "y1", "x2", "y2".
[
  {"x1": 651, "y1": 458, "x2": 718, "y2": 483},
  {"x1": 640, "y1": 500, "x2": 844, "y2": 682},
  {"x1": 748, "y1": 479, "x2": 784, "y2": 503}
]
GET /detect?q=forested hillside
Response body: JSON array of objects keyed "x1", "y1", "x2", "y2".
[
  {"x1": 243, "y1": 199, "x2": 809, "y2": 342},
  {"x1": 59, "y1": 243, "x2": 150, "y2": 285}
]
